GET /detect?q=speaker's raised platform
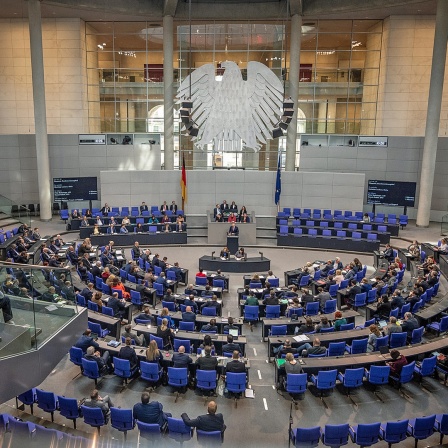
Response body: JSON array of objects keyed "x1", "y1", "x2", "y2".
[
  {"x1": 198, "y1": 255, "x2": 270, "y2": 273},
  {"x1": 90, "y1": 232, "x2": 187, "y2": 246}
]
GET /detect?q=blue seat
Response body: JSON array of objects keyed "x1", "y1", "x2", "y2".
[
  {"x1": 339, "y1": 323, "x2": 355, "y2": 331},
  {"x1": 137, "y1": 420, "x2": 162, "y2": 441},
  {"x1": 244, "y1": 305, "x2": 259, "y2": 326},
  {"x1": 287, "y1": 307, "x2": 303, "y2": 318},
  {"x1": 80, "y1": 405, "x2": 106, "y2": 433},
  {"x1": 7, "y1": 415, "x2": 35, "y2": 438},
  {"x1": 434, "y1": 414, "x2": 448, "y2": 445},
  {"x1": 140, "y1": 361, "x2": 163, "y2": 386},
  {"x1": 87, "y1": 300, "x2": 98, "y2": 312},
  {"x1": 329, "y1": 284, "x2": 339, "y2": 298},
  {"x1": 69, "y1": 346, "x2": 84, "y2": 372},
  {"x1": 340, "y1": 279, "x2": 349, "y2": 289},
  {"x1": 334, "y1": 221, "x2": 343, "y2": 229},
  {"x1": 88, "y1": 320, "x2": 110, "y2": 337},
  {"x1": 285, "y1": 373, "x2": 308, "y2": 397},
  {"x1": 412, "y1": 300, "x2": 423, "y2": 314},
  {"x1": 16, "y1": 388, "x2": 36, "y2": 415},
  {"x1": 293, "y1": 228, "x2": 303, "y2": 236},
  {"x1": 414, "y1": 355, "x2": 437, "y2": 384},
  {"x1": 322, "y1": 229, "x2": 332, "y2": 237},
  {"x1": 365, "y1": 365, "x2": 391, "y2": 400},
  {"x1": 266, "y1": 305, "x2": 281, "y2": 318},
  {"x1": 110, "y1": 408, "x2": 135, "y2": 441},
  {"x1": 305, "y1": 302, "x2": 319, "y2": 316},
  {"x1": 202, "y1": 306, "x2": 217, "y2": 317},
  {"x1": 410, "y1": 326, "x2": 424, "y2": 344},
  {"x1": 154, "y1": 283, "x2": 164, "y2": 298},
  {"x1": 310, "y1": 370, "x2": 337, "y2": 408},
  {"x1": 32, "y1": 425, "x2": 62, "y2": 445},
  {"x1": 299, "y1": 275, "x2": 310, "y2": 287},
  {"x1": 81, "y1": 358, "x2": 102, "y2": 385},
  {"x1": 399, "y1": 214, "x2": 408, "y2": 229},
  {"x1": 102, "y1": 283, "x2": 111, "y2": 295},
  {"x1": 321, "y1": 423, "x2": 350, "y2": 447},
  {"x1": 337, "y1": 230, "x2": 346, "y2": 238},
  {"x1": 380, "y1": 419, "x2": 409, "y2": 447},
  {"x1": 407, "y1": 415, "x2": 436, "y2": 447},
  {"x1": 174, "y1": 339, "x2": 191, "y2": 353},
  {"x1": 270, "y1": 325, "x2": 287, "y2": 336},
  {"x1": 60, "y1": 209, "x2": 69, "y2": 222},
  {"x1": 162, "y1": 301, "x2": 176, "y2": 312},
  {"x1": 390, "y1": 307, "x2": 399, "y2": 319},
  {"x1": 249, "y1": 281, "x2": 262, "y2": 289},
  {"x1": 213, "y1": 279, "x2": 225, "y2": 289},
  {"x1": 427, "y1": 315, "x2": 448, "y2": 336},
  {"x1": 149, "y1": 334, "x2": 163, "y2": 350},
  {"x1": 226, "y1": 372, "x2": 246, "y2": 406},
  {"x1": 327, "y1": 342, "x2": 346, "y2": 357},
  {"x1": 349, "y1": 422, "x2": 381, "y2": 447},
  {"x1": 36, "y1": 389, "x2": 58, "y2": 422},
  {"x1": 337, "y1": 368, "x2": 365, "y2": 401},
  {"x1": 58, "y1": 396, "x2": 81, "y2": 429},
  {"x1": 389, "y1": 332, "x2": 407, "y2": 349},
  {"x1": 350, "y1": 292, "x2": 367, "y2": 309},
  {"x1": 111, "y1": 288, "x2": 123, "y2": 299},
  {"x1": 128, "y1": 274, "x2": 137, "y2": 283},
  {"x1": 101, "y1": 306, "x2": 114, "y2": 317},
  {"x1": 130, "y1": 290, "x2": 142, "y2": 308},
  {"x1": 197, "y1": 430, "x2": 223, "y2": 444},
  {"x1": 179, "y1": 321, "x2": 195, "y2": 331},
  {"x1": 375, "y1": 335, "x2": 390, "y2": 351},
  {"x1": 196, "y1": 369, "x2": 217, "y2": 395},
  {"x1": 167, "y1": 417, "x2": 193, "y2": 444},
  {"x1": 279, "y1": 225, "x2": 289, "y2": 235},
  {"x1": 367, "y1": 289, "x2": 377, "y2": 304},
  {"x1": 320, "y1": 327, "x2": 335, "y2": 333},
  {"x1": 290, "y1": 426, "x2": 321, "y2": 447},
  {"x1": 390, "y1": 361, "x2": 416, "y2": 393},
  {"x1": 168, "y1": 367, "x2": 188, "y2": 401},
  {"x1": 308, "y1": 229, "x2": 317, "y2": 237},
  {"x1": 345, "y1": 338, "x2": 368, "y2": 354}
]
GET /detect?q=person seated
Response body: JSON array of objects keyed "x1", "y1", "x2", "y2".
[
  {"x1": 163, "y1": 288, "x2": 175, "y2": 303},
  {"x1": 222, "y1": 335, "x2": 241, "y2": 354},
  {"x1": 170, "y1": 201, "x2": 178, "y2": 213},
  {"x1": 140, "y1": 202, "x2": 149, "y2": 213},
  {"x1": 227, "y1": 212, "x2": 237, "y2": 224},
  {"x1": 235, "y1": 247, "x2": 245, "y2": 260},
  {"x1": 155, "y1": 272, "x2": 169, "y2": 289},
  {"x1": 401, "y1": 311, "x2": 419, "y2": 340},
  {"x1": 275, "y1": 339, "x2": 297, "y2": 358},
  {"x1": 83, "y1": 389, "x2": 114, "y2": 423},
  {"x1": 240, "y1": 212, "x2": 250, "y2": 223},
  {"x1": 75, "y1": 328, "x2": 99, "y2": 353},
  {"x1": 183, "y1": 294, "x2": 198, "y2": 313},
  {"x1": 229, "y1": 201, "x2": 238, "y2": 213},
  {"x1": 321, "y1": 260, "x2": 333, "y2": 277},
  {"x1": 223, "y1": 316, "x2": 238, "y2": 334},
  {"x1": 120, "y1": 223, "x2": 129, "y2": 234},
  {"x1": 196, "y1": 268, "x2": 207, "y2": 278},
  {"x1": 160, "y1": 307, "x2": 175, "y2": 328},
  {"x1": 220, "y1": 247, "x2": 230, "y2": 260},
  {"x1": 161, "y1": 213, "x2": 170, "y2": 232},
  {"x1": 135, "y1": 223, "x2": 145, "y2": 233},
  {"x1": 172, "y1": 345, "x2": 193, "y2": 368},
  {"x1": 100, "y1": 203, "x2": 111, "y2": 217},
  {"x1": 333, "y1": 311, "x2": 347, "y2": 331},
  {"x1": 118, "y1": 337, "x2": 139, "y2": 370},
  {"x1": 376, "y1": 294, "x2": 391, "y2": 318},
  {"x1": 201, "y1": 294, "x2": 221, "y2": 315},
  {"x1": 315, "y1": 316, "x2": 332, "y2": 333},
  {"x1": 284, "y1": 352, "x2": 303, "y2": 375},
  {"x1": 385, "y1": 316, "x2": 402, "y2": 335},
  {"x1": 122, "y1": 324, "x2": 144, "y2": 346},
  {"x1": 201, "y1": 319, "x2": 218, "y2": 333},
  {"x1": 302, "y1": 338, "x2": 326, "y2": 357},
  {"x1": 83, "y1": 345, "x2": 112, "y2": 375},
  {"x1": 382, "y1": 244, "x2": 395, "y2": 263},
  {"x1": 122, "y1": 216, "x2": 130, "y2": 225},
  {"x1": 263, "y1": 290, "x2": 279, "y2": 305},
  {"x1": 146, "y1": 340, "x2": 163, "y2": 364},
  {"x1": 244, "y1": 290, "x2": 259, "y2": 306},
  {"x1": 225, "y1": 350, "x2": 246, "y2": 373},
  {"x1": 387, "y1": 349, "x2": 408, "y2": 376},
  {"x1": 111, "y1": 279, "x2": 130, "y2": 300},
  {"x1": 315, "y1": 287, "x2": 331, "y2": 310},
  {"x1": 213, "y1": 204, "x2": 222, "y2": 222},
  {"x1": 287, "y1": 298, "x2": 302, "y2": 316},
  {"x1": 201, "y1": 285, "x2": 213, "y2": 298},
  {"x1": 134, "y1": 306, "x2": 153, "y2": 324},
  {"x1": 107, "y1": 292, "x2": 127, "y2": 321},
  {"x1": 195, "y1": 345, "x2": 218, "y2": 370},
  {"x1": 175, "y1": 214, "x2": 185, "y2": 232},
  {"x1": 156, "y1": 318, "x2": 174, "y2": 349},
  {"x1": 181, "y1": 306, "x2": 196, "y2": 323},
  {"x1": 391, "y1": 290, "x2": 405, "y2": 310},
  {"x1": 133, "y1": 391, "x2": 171, "y2": 430}
]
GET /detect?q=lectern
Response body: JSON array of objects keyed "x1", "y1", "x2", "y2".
[{"x1": 227, "y1": 235, "x2": 239, "y2": 254}]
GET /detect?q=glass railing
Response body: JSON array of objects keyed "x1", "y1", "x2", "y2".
[
  {"x1": 0, "y1": 194, "x2": 32, "y2": 229},
  {"x1": 0, "y1": 261, "x2": 80, "y2": 358},
  {"x1": 442, "y1": 214, "x2": 448, "y2": 236}
]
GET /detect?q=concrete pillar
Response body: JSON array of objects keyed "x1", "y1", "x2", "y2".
[
  {"x1": 416, "y1": 0, "x2": 448, "y2": 227},
  {"x1": 317, "y1": 101, "x2": 328, "y2": 134},
  {"x1": 285, "y1": 13, "x2": 302, "y2": 171},
  {"x1": 163, "y1": 15, "x2": 175, "y2": 170},
  {"x1": 28, "y1": 0, "x2": 52, "y2": 221},
  {"x1": 326, "y1": 101, "x2": 336, "y2": 134}
]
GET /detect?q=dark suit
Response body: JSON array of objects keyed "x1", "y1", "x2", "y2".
[
  {"x1": 225, "y1": 360, "x2": 246, "y2": 373},
  {"x1": 155, "y1": 276, "x2": 169, "y2": 289},
  {"x1": 222, "y1": 342, "x2": 241, "y2": 354},
  {"x1": 160, "y1": 204, "x2": 168, "y2": 212},
  {"x1": 220, "y1": 203, "x2": 229, "y2": 211},
  {"x1": 228, "y1": 225, "x2": 239, "y2": 236},
  {"x1": 140, "y1": 205, "x2": 148, "y2": 213},
  {"x1": 172, "y1": 352, "x2": 193, "y2": 368},
  {"x1": 91, "y1": 266, "x2": 102, "y2": 278},
  {"x1": 133, "y1": 402, "x2": 171, "y2": 427},
  {"x1": 181, "y1": 311, "x2": 196, "y2": 323},
  {"x1": 107, "y1": 296, "x2": 126, "y2": 318},
  {"x1": 80, "y1": 287, "x2": 94, "y2": 302},
  {"x1": 75, "y1": 335, "x2": 99, "y2": 352},
  {"x1": 170, "y1": 204, "x2": 178, "y2": 213},
  {"x1": 169, "y1": 266, "x2": 183, "y2": 281},
  {"x1": 196, "y1": 354, "x2": 218, "y2": 370},
  {"x1": 118, "y1": 345, "x2": 138, "y2": 369},
  {"x1": 181, "y1": 412, "x2": 226, "y2": 435}
]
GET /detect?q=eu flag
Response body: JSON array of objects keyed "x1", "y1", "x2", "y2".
[{"x1": 275, "y1": 155, "x2": 281, "y2": 205}]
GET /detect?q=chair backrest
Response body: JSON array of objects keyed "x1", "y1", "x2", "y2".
[
  {"x1": 420, "y1": 355, "x2": 437, "y2": 376},
  {"x1": 269, "y1": 277, "x2": 279, "y2": 287},
  {"x1": 140, "y1": 361, "x2": 162, "y2": 382},
  {"x1": 337, "y1": 230, "x2": 346, "y2": 238},
  {"x1": 167, "y1": 417, "x2": 193, "y2": 442},
  {"x1": 399, "y1": 361, "x2": 416, "y2": 383},
  {"x1": 285, "y1": 373, "x2": 308, "y2": 394},
  {"x1": 179, "y1": 321, "x2": 195, "y2": 331},
  {"x1": 81, "y1": 358, "x2": 100, "y2": 379},
  {"x1": 412, "y1": 300, "x2": 423, "y2": 313},
  {"x1": 69, "y1": 347, "x2": 83, "y2": 366},
  {"x1": 340, "y1": 279, "x2": 349, "y2": 289},
  {"x1": 114, "y1": 358, "x2": 133, "y2": 378},
  {"x1": 389, "y1": 307, "x2": 399, "y2": 319},
  {"x1": 320, "y1": 327, "x2": 335, "y2": 333},
  {"x1": 439, "y1": 316, "x2": 448, "y2": 333},
  {"x1": 329, "y1": 284, "x2": 339, "y2": 297},
  {"x1": 202, "y1": 307, "x2": 217, "y2": 316},
  {"x1": 323, "y1": 424, "x2": 350, "y2": 446},
  {"x1": 162, "y1": 301, "x2": 176, "y2": 312},
  {"x1": 80, "y1": 406, "x2": 105, "y2": 427},
  {"x1": 334, "y1": 222, "x2": 343, "y2": 228},
  {"x1": 137, "y1": 420, "x2": 161, "y2": 439},
  {"x1": 149, "y1": 334, "x2": 164, "y2": 350},
  {"x1": 411, "y1": 326, "x2": 424, "y2": 344},
  {"x1": 368, "y1": 365, "x2": 391, "y2": 384},
  {"x1": 266, "y1": 305, "x2": 281, "y2": 318},
  {"x1": 328, "y1": 342, "x2": 346, "y2": 357},
  {"x1": 279, "y1": 225, "x2": 289, "y2": 235},
  {"x1": 389, "y1": 332, "x2": 407, "y2": 349},
  {"x1": 244, "y1": 305, "x2": 259, "y2": 320},
  {"x1": 213, "y1": 279, "x2": 225, "y2": 288},
  {"x1": 412, "y1": 415, "x2": 436, "y2": 438},
  {"x1": 340, "y1": 322, "x2": 355, "y2": 331},
  {"x1": 87, "y1": 301, "x2": 98, "y2": 312},
  {"x1": 154, "y1": 283, "x2": 164, "y2": 296},
  {"x1": 293, "y1": 227, "x2": 303, "y2": 235},
  {"x1": 342, "y1": 368, "x2": 365, "y2": 387},
  {"x1": 110, "y1": 408, "x2": 135, "y2": 432},
  {"x1": 323, "y1": 299, "x2": 337, "y2": 314},
  {"x1": 348, "y1": 223, "x2": 357, "y2": 230},
  {"x1": 271, "y1": 325, "x2": 287, "y2": 336},
  {"x1": 226, "y1": 372, "x2": 246, "y2": 393},
  {"x1": 249, "y1": 282, "x2": 262, "y2": 289},
  {"x1": 197, "y1": 430, "x2": 222, "y2": 444},
  {"x1": 291, "y1": 426, "x2": 321, "y2": 446},
  {"x1": 174, "y1": 338, "x2": 191, "y2": 353},
  {"x1": 316, "y1": 369, "x2": 337, "y2": 389},
  {"x1": 57, "y1": 396, "x2": 80, "y2": 419},
  {"x1": 306, "y1": 301, "x2": 319, "y2": 316},
  {"x1": 287, "y1": 307, "x2": 303, "y2": 318},
  {"x1": 299, "y1": 275, "x2": 310, "y2": 286},
  {"x1": 130, "y1": 290, "x2": 142, "y2": 306},
  {"x1": 76, "y1": 294, "x2": 87, "y2": 307},
  {"x1": 374, "y1": 335, "x2": 389, "y2": 351},
  {"x1": 167, "y1": 367, "x2": 188, "y2": 386},
  {"x1": 354, "y1": 422, "x2": 381, "y2": 446},
  {"x1": 195, "y1": 276, "x2": 207, "y2": 286},
  {"x1": 196, "y1": 369, "x2": 218, "y2": 390},
  {"x1": 382, "y1": 419, "x2": 409, "y2": 443},
  {"x1": 102, "y1": 306, "x2": 114, "y2": 317},
  {"x1": 349, "y1": 338, "x2": 368, "y2": 355}
]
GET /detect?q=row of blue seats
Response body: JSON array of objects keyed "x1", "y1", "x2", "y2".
[
  {"x1": 289, "y1": 411, "x2": 448, "y2": 447},
  {"x1": 279, "y1": 220, "x2": 391, "y2": 232},
  {"x1": 15, "y1": 384, "x2": 226, "y2": 443},
  {"x1": 70, "y1": 206, "x2": 184, "y2": 217},
  {"x1": 278, "y1": 226, "x2": 381, "y2": 241}
]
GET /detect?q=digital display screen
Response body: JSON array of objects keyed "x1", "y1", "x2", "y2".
[
  {"x1": 53, "y1": 177, "x2": 98, "y2": 201},
  {"x1": 367, "y1": 180, "x2": 416, "y2": 207}
]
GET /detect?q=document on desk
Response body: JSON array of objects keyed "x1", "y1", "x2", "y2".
[
  {"x1": 245, "y1": 388, "x2": 255, "y2": 398},
  {"x1": 212, "y1": 288, "x2": 218, "y2": 291},
  {"x1": 293, "y1": 335, "x2": 310, "y2": 342}
]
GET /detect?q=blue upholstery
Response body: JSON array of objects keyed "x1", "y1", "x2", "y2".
[
  {"x1": 345, "y1": 338, "x2": 368, "y2": 354},
  {"x1": 57, "y1": 396, "x2": 81, "y2": 429},
  {"x1": 80, "y1": 405, "x2": 106, "y2": 433},
  {"x1": 81, "y1": 358, "x2": 101, "y2": 385},
  {"x1": 167, "y1": 417, "x2": 193, "y2": 443},
  {"x1": 349, "y1": 422, "x2": 381, "y2": 447},
  {"x1": 140, "y1": 361, "x2": 163, "y2": 385},
  {"x1": 321, "y1": 423, "x2": 350, "y2": 447},
  {"x1": 111, "y1": 408, "x2": 135, "y2": 440},
  {"x1": 379, "y1": 420, "x2": 409, "y2": 446},
  {"x1": 290, "y1": 426, "x2": 321, "y2": 447},
  {"x1": 285, "y1": 373, "x2": 308, "y2": 396}
]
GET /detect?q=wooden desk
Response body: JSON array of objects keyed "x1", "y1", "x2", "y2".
[
  {"x1": 261, "y1": 310, "x2": 359, "y2": 340},
  {"x1": 204, "y1": 272, "x2": 230, "y2": 291},
  {"x1": 132, "y1": 324, "x2": 247, "y2": 356},
  {"x1": 88, "y1": 310, "x2": 121, "y2": 340},
  {"x1": 122, "y1": 281, "x2": 157, "y2": 308},
  {"x1": 415, "y1": 296, "x2": 448, "y2": 326},
  {"x1": 238, "y1": 298, "x2": 289, "y2": 318},
  {"x1": 175, "y1": 294, "x2": 223, "y2": 317}
]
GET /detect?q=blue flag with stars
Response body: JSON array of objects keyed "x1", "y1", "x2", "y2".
[{"x1": 275, "y1": 155, "x2": 281, "y2": 205}]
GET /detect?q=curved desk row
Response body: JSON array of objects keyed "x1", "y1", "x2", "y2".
[
  {"x1": 277, "y1": 234, "x2": 380, "y2": 252},
  {"x1": 89, "y1": 232, "x2": 187, "y2": 247},
  {"x1": 80, "y1": 224, "x2": 187, "y2": 240},
  {"x1": 199, "y1": 255, "x2": 270, "y2": 273}
]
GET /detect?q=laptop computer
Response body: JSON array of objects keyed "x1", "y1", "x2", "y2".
[
  {"x1": 378, "y1": 320, "x2": 388, "y2": 329},
  {"x1": 379, "y1": 346, "x2": 390, "y2": 355},
  {"x1": 229, "y1": 328, "x2": 239, "y2": 339}
]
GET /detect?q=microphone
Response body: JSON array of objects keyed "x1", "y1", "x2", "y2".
[
  {"x1": 259, "y1": 251, "x2": 264, "y2": 260},
  {"x1": 211, "y1": 251, "x2": 215, "y2": 260}
]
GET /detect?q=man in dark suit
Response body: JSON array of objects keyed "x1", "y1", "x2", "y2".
[
  {"x1": 169, "y1": 262, "x2": 183, "y2": 282},
  {"x1": 223, "y1": 317, "x2": 238, "y2": 334},
  {"x1": 347, "y1": 278, "x2": 362, "y2": 303},
  {"x1": 74, "y1": 329, "x2": 99, "y2": 353},
  {"x1": 84, "y1": 389, "x2": 114, "y2": 423},
  {"x1": 155, "y1": 272, "x2": 169, "y2": 289},
  {"x1": 321, "y1": 260, "x2": 333, "y2": 277},
  {"x1": 140, "y1": 202, "x2": 149, "y2": 213},
  {"x1": 183, "y1": 295, "x2": 198, "y2": 314},
  {"x1": 182, "y1": 306, "x2": 196, "y2": 323},
  {"x1": 182, "y1": 401, "x2": 226, "y2": 439},
  {"x1": 134, "y1": 307, "x2": 153, "y2": 324},
  {"x1": 133, "y1": 391, "x2": 171, "y2": 429},
  {"x1": 80, "y1": 283, "x2": 95, "y2": 302},
  {"x1": 222, "y1": 335, "x2": 241, "y2": 354},
  {"x1": 100, "y1": 203, "x2": 111, "y2": 217},
  {"x1": 195, "y1": 346, "x2": 218, "y2": 370},
  {"x1": 160, "y1": 201, "x2": 168, "y2": 212},
  {"x1": 107, "y1": 292, "x2": 126, "y2": 320},
  {"x1": 118, "y1": 337, "x2": 138, "y2": 370},
  {"x1": 213, "y1": 204, "x2": 222, "y2": 222},
  {"x1": 383, "y1": 244, "x2": 395, "y2": 262},
  {"x1": 201, "y1": 295, "x2": 221, "y2": 315},
  {"x1": 220, "y1": 200, "x2": 229, "y2": 211},
  {"x1": 172, "y1": 345, "x2": 193, "y2": 368},
  {"x1": 158, "y1": 257, "x2": 168, "y2": 272},
  {"x1": 225, "y1": 351, "x2": 246, "y2": 373},
  {"x1": 201, "y1": 319, "x2": 218, "y2": 333},
  {"x1": 228, "y1": 223, "x2": 239, "y2": 236},
  {"x1": 91, "y1": 261, "x2": 102, "y2": 278},
  {"x1": 170, "y1": 201, "x2": 178, "y2": 213},
  {"x1": 84, "y1": 346, "x2": 111, "y2": 374}
]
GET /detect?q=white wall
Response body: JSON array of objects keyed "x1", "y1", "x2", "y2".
[{"x1": 100, "y1": 170, "x2": 365, "y2": 215}]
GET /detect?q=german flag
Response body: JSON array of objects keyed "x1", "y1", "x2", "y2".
[{"x1": 181, "y1": 155, "x2": 187, "y2": 204}]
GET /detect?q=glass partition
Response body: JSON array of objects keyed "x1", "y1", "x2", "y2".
[
  {"x1": 0, "y1": 194, "x2": 32, "y2": 229},
  {"x1": 0, "y1": 262, "x2": 80, "y2": 358}
]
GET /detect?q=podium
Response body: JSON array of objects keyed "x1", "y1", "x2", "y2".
[{"x1": 227, "y1": 235, "x2": 239, "y2": 254}]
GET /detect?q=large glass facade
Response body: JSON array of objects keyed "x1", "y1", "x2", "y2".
[{"x1": 86, "y1": 19, "x2": 382, "y2": 169}]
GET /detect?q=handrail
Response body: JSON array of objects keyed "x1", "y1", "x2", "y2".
[{"x1": 0, "y1": 260, "x2": 70, "y2": 271}]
